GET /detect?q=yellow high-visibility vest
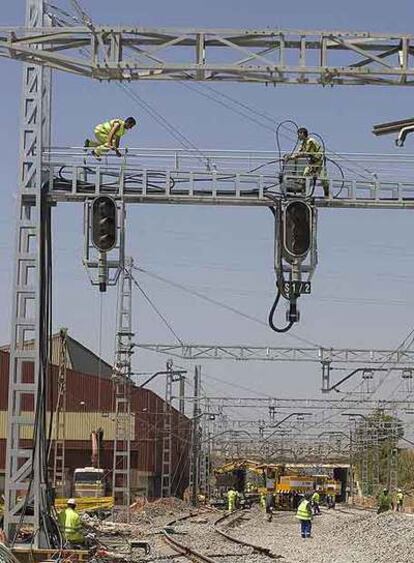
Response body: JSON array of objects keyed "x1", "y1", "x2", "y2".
[
  {"x1": 95, "y1": 119, "x2": 126, "y2": 139},
  {"x1": 296, "y1": 499, "x2": 312, "y2": 521},
  {"x1": 58, "y1": 507, "x2": 85, "y2": 543}
]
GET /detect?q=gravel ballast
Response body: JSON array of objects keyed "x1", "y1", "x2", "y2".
[{"x1": 230, "y1": 506, "x2": 414, "y2": 563}]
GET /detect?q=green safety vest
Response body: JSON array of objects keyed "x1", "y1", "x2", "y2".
[
  {"x1": 397, "y1": 492, "x2": 404, "y2": 502},
  {"x1": 296, "y1": 499, "x2": 312, "y2": 521},
  {"x1": 58, "y1": 507, "x2": 85, "y2": 543},
  {"x1": 95, "y1": 118, "x2": 126, "y2": 139}
]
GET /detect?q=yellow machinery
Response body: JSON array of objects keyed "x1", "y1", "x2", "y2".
[{"x1": 277, "y1": 474, "x2": 341, "y2": 496}]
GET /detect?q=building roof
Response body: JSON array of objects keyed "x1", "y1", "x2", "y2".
[{"x1": 1, "y1": 330, "x2": 113, "y2": 378}]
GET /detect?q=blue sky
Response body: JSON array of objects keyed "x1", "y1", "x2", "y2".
[{"x1": 1, "y1": 1, "x2": 414, "y2": 406}]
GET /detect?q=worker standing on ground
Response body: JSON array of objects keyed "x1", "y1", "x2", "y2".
[
  {"x1": 85, "y1": 116, "x2": 136, "y2": 159},
  {"x1": 285, "y1": 127, "x2": 329, "y2": 197},
  {"x1": 311, "y1": 489, "x2": 321, "y2": 515},
  {"x1": 296, "y1": 494, "x2": 313, "y2": 538},
  {"x1": 227, "y1": 487, "x2": 237, "y2": 512},
  {"x1": 377, "y1": 488, "x2": 393, "y2": 514},
  {"x1": 260, "y1": 490, "x2": 266, "y2": 510},
  {"x1": 58, "y1": 498, "x2": 85, "y2": 547},
  {"x1": 265, "y1": 491, "x2": 276, "y2": 522},
  {"x1": 396, "y1": 489, "x2": 404, "y2": 512}
]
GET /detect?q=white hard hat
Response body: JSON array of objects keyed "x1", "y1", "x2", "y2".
[{"x1": 67, "y1": 498, "x2": 76, "y2": 505}]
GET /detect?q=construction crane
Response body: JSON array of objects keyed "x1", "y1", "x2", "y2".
[{"x1": 4, "y1": 0, "x2": 414, "y2": 547}]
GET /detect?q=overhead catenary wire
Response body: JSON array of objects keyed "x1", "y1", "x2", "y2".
[
  {"x1": 133, "y1": 265, "x2": 323, "y2": 348},
  {"x1": 129, "y1": 270, "x2": 184, "y2": 346}
]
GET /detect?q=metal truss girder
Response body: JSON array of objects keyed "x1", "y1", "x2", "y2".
[
  {"x1": 47, "y1": 157, "x2": 414, "y2": 209},
  {"x1": 136, "y1": 343, "x2": 414, "y2": 365},
  {"x1": 2, "y1": 26, "x2": 414, "y2": 85},
  {"x1": 203, "y1": 397, "x2": 414, "y2": 410}
]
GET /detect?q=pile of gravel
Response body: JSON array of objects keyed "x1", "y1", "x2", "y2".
[{"x1": 230, "y1": 506, "x2": 414, "y2": 563}]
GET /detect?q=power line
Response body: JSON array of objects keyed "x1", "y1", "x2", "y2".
[
  {"x1": 129, "y1": 270, "x2": 184, "y2": 346},
  {"x1": 133, "y1": 265, "x2": 322, "y2": 348}
]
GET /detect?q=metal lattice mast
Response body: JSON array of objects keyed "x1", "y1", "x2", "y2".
[
  {"x1": 52, "y1": 328, "x2": 68, "y2": 496},
  {"x1": 161, "y1": 360, "x2": 174, "y2": 498},
  {"x1": 372, "y1": 428, "x2": 380, "y2": 494},
  {"x1": 190, "y1": 366, "x2": 201, "y2": 506},
  {"x1": 4, "y1": 0, "x2": 51, "y2": 547},
  {"x1": 388, "y1": 420, "x2": 399, "y2": 491},
  {"x1": 112, "y1": 258, "x2": 134, "y2": 521}
]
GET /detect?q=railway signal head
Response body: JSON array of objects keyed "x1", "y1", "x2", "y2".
[
  {"x1": 282, "y1": 200, "x2": 312, "y2": 262},
  {"x1": 92, "y1": 196, "x2": 117, "y2": 252}
]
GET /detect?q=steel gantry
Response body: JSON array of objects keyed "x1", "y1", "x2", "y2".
[
  {"x1": 2, "y1": 26, "x2": 414, "y2": 85},
  {"x1": 5, "y1": 0, "x2": 414, "y2": 546},
  {"x1": 47, "y1": 147, "x2": 414, "y2": 210},
  {"x1": 137, "y1": 343, "x2": 414, "y2": 364}
]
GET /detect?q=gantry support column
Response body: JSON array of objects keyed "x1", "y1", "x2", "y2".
[
  {"x1": 4, "y1": 0, "x2": 52, "y2": 547},
  {"x1": 190, "y1": 366, "x2": 202, "y2": 506},
  {"x1": 161, "y1": 360, "x2": 174, "y2": 498},
  {"x1": 112, "y1": 258, "x2": 134, "y2": 521}
]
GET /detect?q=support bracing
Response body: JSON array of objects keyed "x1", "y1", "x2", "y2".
[
  {"x1": 112, "y1": 258, "x2": 134, "y2": 521},
  {"x1": 52, "y1": 328, "x2": 68, "y2": 497},
  {"x1": 4, "y1": 0, "x2": 52, "y2": 547}
]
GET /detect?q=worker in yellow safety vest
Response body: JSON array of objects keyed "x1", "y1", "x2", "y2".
[
  {"x1": 311, "y1": 490, "x2": 321, "y2": 515},
  {"x1": 296, "y1": 494, "x2": 313, "y2": 538},
  {"x1": 85, "y1": 117, "x2": 136, "y2": 159},
  {"x1": 58, "y1": 498, "x2": 85, "y2": 547},
  {"x1": 396, "y1": 489, "x2": 404, "y2": 512},
  {"x1": 227, "y1": 487, "x2": 238, "y2": 512},
  {"x1": 285, "y1": 127, "x2": 329, "y2": 197},
  {"x1": 260, "y1": 490, "x2": 266, "y2": 510}
]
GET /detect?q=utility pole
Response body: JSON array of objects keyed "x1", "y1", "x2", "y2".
[
  {"x1": 52, "y1": 328, "x2": 68, "y2": 497},
  {"x1": 112, "y1": 257, "x2": 134, "y2": 521},
  {"x1": 190, "y1": 366, "x2": 202, "y2": 506}
]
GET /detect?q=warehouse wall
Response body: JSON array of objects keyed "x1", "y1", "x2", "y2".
[{"x1": 0, "y1": 350, "x2": 191, "y2": 497}]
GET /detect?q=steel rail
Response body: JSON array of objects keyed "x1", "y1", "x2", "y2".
[
  {"x1": 162, "y1": 509, "x2": 278, "y2": 561},
  {"x1": 214, "y1": 511, "x2": 279, "y2": 559},
  {"x1": 163, "y1": 511, "x2": 218, "y2": 563}
]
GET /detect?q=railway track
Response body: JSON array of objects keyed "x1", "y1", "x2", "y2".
[{"x1": 163, "y1": 509, "x2": 280, "y2": 562}]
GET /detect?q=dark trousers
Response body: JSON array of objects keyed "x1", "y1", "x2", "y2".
[
  {"x1": 313, "y1": 502, "x2": 321, "y2": 515},
  {"x1": 300, "y1": 519, "x2": 312, "y2": 538}
]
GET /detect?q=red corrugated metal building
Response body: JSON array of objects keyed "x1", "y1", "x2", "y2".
[{"x1": 0, "y1": 346, "x2": 191, "y2": 498}]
